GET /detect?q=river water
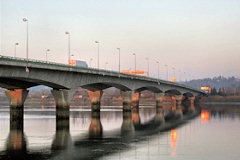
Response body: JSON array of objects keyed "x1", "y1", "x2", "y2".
[{"x1": 0, "y1": 105, "x2": 240, "y2": 160}]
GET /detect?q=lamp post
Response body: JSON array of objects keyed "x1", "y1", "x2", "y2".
[
  {"x1": 89, "y1": 58, "x2": 93, "y2": 68},
  {"x1": 179, "y1": 70, "x2": 181, "y2": 82},
  {"x1": 95, "y1": 41, "x2": 99, "y2": 69},
  {"x1": 105, "y1": 62, "x2": 108, "y2": 70},
  {"x1": 164, "y1": 64, "x2": 168, "y2": 81},
  {"x1": 45, "y1": 49, "x2": 50, "y2": 62},
  {"x1": 65, "y1": 31, "x2": 70, "y2": 64},
  {"x1": 156, "y1": 61, "x2": 159, "y2": 79},
  {"x1": 172, "y1": 67, "x2": 175, "y2": 80},
  {"x1": 146, "y1": 57, "x2": 149, "y2": 77},
  {"x1": 133, "y1": 53, "x2": 136, "y2": 72},
  {"x1": 22, "y1": 18, "x2": 28, "y2": 60},
  {"x1": 14, "y1": 43, "x2": 19, "y2": 57},
  {"x1": 117, "y1": 48, "x2": 120, "y2": 73}
]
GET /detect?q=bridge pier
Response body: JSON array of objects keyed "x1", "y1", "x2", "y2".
[
  {"x1": 188, "y1": 97, "x2": 196, "y2": 113},
  {"x1": 172, "y1": 95, "x2": 183, "y2": 106},
  {"x1": 172, "y1": 95, "x2": 183, "y2": 119},
  {"x1": 120, "y1": 91, "x2": 132, "y2": 111},
  {"x1": 132, "y1": 92, "x2": 140, "y2": 108},
  {"x1": 88, "y1": 90, "x2": 103, "y2": 111},
  {"x1": 51, "y1": 89, "x2": 74, "y2": 120},
  {"x1": 5, "y1": 89, "x2": 29, "y2": 107},
  {"x1": 5, "y1": 89, "x2": 29, "y2": 131},
  {"x1": 120, "y1": 91, "x2": 140, "y2": 111},
  {"x1": 154, "y1": 93, "x2": 164, "y2": 107}
]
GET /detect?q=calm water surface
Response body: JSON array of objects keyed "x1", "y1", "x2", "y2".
[{"x1": 0, "y1": 105, "x2": 240, "y2": 160}]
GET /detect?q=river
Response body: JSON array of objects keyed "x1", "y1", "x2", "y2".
[{"x1": 0, "y1": 105, "x2": 240, "y2": 160}]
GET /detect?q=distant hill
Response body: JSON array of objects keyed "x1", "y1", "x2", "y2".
[{"x1": 182, "y1": 76, "x2": 240, "y2": 91}]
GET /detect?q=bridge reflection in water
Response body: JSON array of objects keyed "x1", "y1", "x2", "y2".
[{"x1": 0, "y1": 97, "x2": 200, "y2": 160}]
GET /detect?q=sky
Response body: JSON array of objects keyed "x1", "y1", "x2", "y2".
[{"x1": 0, "y1": 0, "x2": 240, "y2": 80}]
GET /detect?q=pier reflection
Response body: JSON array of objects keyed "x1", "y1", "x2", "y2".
[
  {"x1": 51, "y1": 118, "x2": 72, "y2": 150},
  {"x1": 154, "y1": 107, "x2": 165, "y2": 124},
  {"x1": 88, "y1": 111, "x2": 103, "y2": 138},
  {"x1": 121, "y1": 110, "x2": 134, "y2": 134},
  {"x1": 4, "y1": 107, "x2": 27, "y2": 159}
]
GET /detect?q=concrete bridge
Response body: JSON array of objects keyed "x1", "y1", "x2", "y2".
[{"x1": 0, "y1": 55, "x2": 205, "y2": 117}]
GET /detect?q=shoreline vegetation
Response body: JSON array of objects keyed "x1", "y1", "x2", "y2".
[{"x1": 201, "y1": 96, "x2": 240, "y2": 103}]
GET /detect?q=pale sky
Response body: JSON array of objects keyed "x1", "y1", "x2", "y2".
[{"x1": 0, "y1": 0, "x2": 240, "y2": 80}]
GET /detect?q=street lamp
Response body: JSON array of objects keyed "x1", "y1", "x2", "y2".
[
  {"x1": 45, "y1": 49, "x2": 50, "y2": 62},
  {"x1": 164, "y1": 64, "x2": 168, "y2": 81},
  {"x1": 146, "y1": 57, "x2": 149, "y2": 77},
  {"x1": 105, "y1": 62, "x2": 108, "y2": 70},
  {"x1": 95, "y1": 41, "x2": 99, "y2": 69},
  {"x1": 179, "y1": 70, "x2": 181, "y2": 82},
  {"x1": 133, "y1": 53, "x2": 136, "y2": 72},
  {"x1": 65, "y1": 31, "x2": 70, "y2": 64},
  {"x1": 14, "y1": 43, "x2": 19, "y2": 57},
  {"x1": 22, "y1": 18, "x2": 28, "y2": 60},
  {"x1": 156, "y1": 61, "x2": 159, "y2": 79},
  {"x1": 117, "y1": 48, "x2": 120, "y2": 73},
  {"x1": 89, "y1": 58, "x2": 93, "y2": 68},
  {"x1": 172, "y1": 67, "x2": 175, "y2": 79}
]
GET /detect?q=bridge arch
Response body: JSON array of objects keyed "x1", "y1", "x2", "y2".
[
  {"x1": 165, "y1": 89, "x2": 182, "y2": 95},
  {"x1": 135, "y1": 86, "x2": 163, "y2": 93},
  {"x1": 183, "y1": 92, "x2": 194, "y2": 97},
  {"x1": 80, "y1": 82, "x2": 131, "y2": 91}
]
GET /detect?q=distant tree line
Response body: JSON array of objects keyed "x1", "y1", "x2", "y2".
[{"x1": 183, "y1": 76, "x2": 240, "y2": 96}]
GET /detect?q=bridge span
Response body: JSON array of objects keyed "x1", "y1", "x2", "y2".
[{"x1": 0, "y1": 55, "x2": 205, "y2": 117}]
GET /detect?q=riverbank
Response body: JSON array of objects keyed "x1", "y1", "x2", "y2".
[{"x1": 201, "y1": 96, "x2": 240, "y2": 105}]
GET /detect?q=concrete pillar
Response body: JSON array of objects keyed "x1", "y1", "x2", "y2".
[
  {"x1": 120, "y1": 90, "x2": 140, "y2": 111},
  {"x1": 172, "y1": 95, "x2": 183, "y2": 106},
  {"x1": 188, "y1": 97, "x2": 195, "y2": 113},
  {"x1": 154, "y1": 93, "x2": 164, "y2": 107},
  {"x1": 120, "y1": 91, "x2": 132, "y2": 111},
  {"x1": 171, "y1": 95, "x2": 183, "y2": 119},
  {"x1": 132, "y1": 92, "x2": 140, "y2": 107},
  {"x1": 5, "y1": 89, "x2": 29, "y2": 107},
  {"x1": 51, "y1": 89, "x2": 74, "y2": 120},
  {"x1": 89, "y1": 111, "x2": 102, "y2": 138},
  {"x1": 5, "y1": 89, "x2": 29, "y2": 132},
  {"x1": 88, "y1": 90, "x2": 103, "y2": 111}
]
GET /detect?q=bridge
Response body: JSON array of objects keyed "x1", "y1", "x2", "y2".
[{"x1": 0, "y1": 55, "x2": 205, "y2": 118}]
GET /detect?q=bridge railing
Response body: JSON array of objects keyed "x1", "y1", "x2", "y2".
[{"x1": 0, "y1": 55, "x2": 203, "y2": 93}]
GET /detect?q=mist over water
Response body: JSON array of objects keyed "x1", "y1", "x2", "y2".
[{"x1": 0, "y1": 105, "x2": 240, "y2": 160}]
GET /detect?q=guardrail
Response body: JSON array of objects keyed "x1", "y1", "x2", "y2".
[{"x1": 0, "y1": 55, "x2": 203, "y2": 93}]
